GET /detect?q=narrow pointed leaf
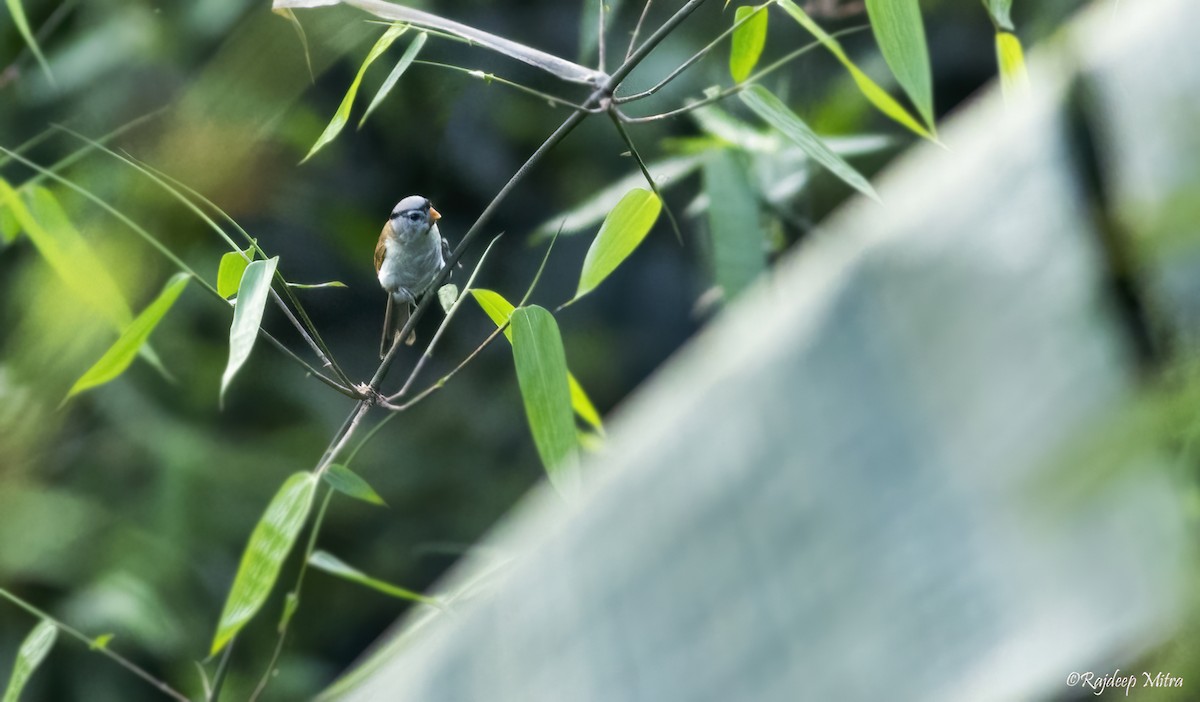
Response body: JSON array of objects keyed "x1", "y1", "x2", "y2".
[
  {"x1": 472, "y1": 289, "x2": 603, "y2": 432},
  {"x1": 740, "y1": 86, "x2": 880, "y2": 203},
  {"x1": 221, "y1": 257, "x2": 279, "y2": 406},
  {"x1": 301, "y1": 24, "x2": 408, "y2": 163},
  {"x1": 88, "y1": 634, "x2": 114, "y2": 651},
  {"x1": 323, "y1": 464, "x2": 386, "y2": 506},
  {"x1": 217, "y1": 249, "x2": 253, "y2": 299},
  {"x1": 575, "y1": 188, "x2": 661, "y2": 299},
  {"x1": 3, "y1": 620, "x2": 56, "y2": 702},
  {"x1": 360, "y1": 31, "x2": 427, "y2": 127},
  {"x1": 730, "y1": 6, "x2": 768, "y2": 83},
  {"x1": 865, "y1": 0, "x2": 934, "y2": 129},
  {"x1": 309, "y1": 551, "x2": 440, "y2": 606},
  {"x1": 981, "y1": 0, "x2": 1014, "y2": 31},
  {"x1": 286, "y1": 280, "x2": 348, "y2": 290},
  {"x1": 776, "y1": 0, "x2": 934, "y2": 140},
  {"x1": 0, "y1": 197, "x2": 18, "y2": 244},
  {"x1": 274, "y1": 7, "x2": 315, "y2": 81},
  {"x1": 211, "y1": 472, "x2": 317, "y2": 655},
  {"x1": 68, "y1": 274, "x2": 190, "y2": 398},
  {"x1": 274, "y1": 0, "x2": 606, "y2": 85},
  {"x1": 5, "y1": 0, "x2": 55, "y2": 85},
  {"x1": 704, "y1": 150, "x2": 765, "y2": 300},
  {"x1": 995, "y1": 31, "x2": 1030, "y2": 100},
  {"x1": 511, "y1": 306, "x2": 577, "y2": 481}
]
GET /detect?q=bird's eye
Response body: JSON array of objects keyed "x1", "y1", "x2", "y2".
[{"x1": 408, "y1": 213, "x2": 420, "y2": 222}]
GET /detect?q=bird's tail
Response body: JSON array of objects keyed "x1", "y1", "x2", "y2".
[{"x1": 381, "y1": 297, "x2": 416, "y2": 358}]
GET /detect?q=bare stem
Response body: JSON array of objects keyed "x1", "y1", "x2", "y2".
[
  {"x1": 625, "y1": 0, "x2": 653, "y2": 61},
  {"x1": 413, "y1": 60, "x2": 599, "y2": 112},
  {"x1": 597, "y1": 0, "x2": 608, "y2": 73}
]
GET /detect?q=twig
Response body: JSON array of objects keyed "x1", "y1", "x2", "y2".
[
  {"x1": 413, "y1": 60, "x2": 600, "y2": 112},
  {"x1": 208, "y1": 635, "x2": 236, "y2": 702},
  {"x1": 625, "y1": 0, "x2": 653, "y2": 61},
  {"x1": 597, "y1": 0, "x2": 608, "y2": 73},
  {"x1": 384, "y1": 321, "x2": 511, "y2": 412},
  {"x1": 607, "y1": 111, "x2": 684, "y2": 242}
]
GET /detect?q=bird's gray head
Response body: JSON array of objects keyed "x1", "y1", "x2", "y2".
[{"x1": 389, "y1": 195, "x2": 441, "y2": 238}]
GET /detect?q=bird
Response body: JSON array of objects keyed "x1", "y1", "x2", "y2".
[{"x1": 375, "y1": 195, "x2": 451, "y2": 357}]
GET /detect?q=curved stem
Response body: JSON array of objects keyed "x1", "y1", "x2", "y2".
[{"x1": 414, "y1": 60, "x2": 599, "y2": 112}]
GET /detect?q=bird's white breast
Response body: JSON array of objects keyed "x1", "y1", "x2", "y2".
[{"x1": 377, "y1": 224, "x2": 446, "y2": 303}]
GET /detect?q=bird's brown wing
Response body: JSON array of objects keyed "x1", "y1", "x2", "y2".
[{"x1": 374, "y1": 224, "x2": 389, "y2": 274}]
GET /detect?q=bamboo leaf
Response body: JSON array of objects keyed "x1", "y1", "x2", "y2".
[
  {"x1": 286, "y1": 280, "x2": 348, "y2": 290},
  {"x1": 323, "y1": 464, "x2": 386, "y2": 506},
  {"x1": 704, "y1": 150, "x2": 766, "y2": 301},
  {"x1": 360, "y1": 31, "x2": 427, "y2": 127},
  {"x1": 730, "y1": 6, "x2": 768, "y2": 83},
  {"x1": 511, "y1": 306, "x2": 577, "y2": 482},
  {"x1": 864, "y1": 0, "x2": 934, "y2": 129},
  {"x1": 67, "y1": 274, "x2": 190, "y2": 399},
  {"x1": 221, "y1": 257, "x2": 279, "y2": 407},
  {"x1": 274, "y1": 7, "x2": 315, "y2": 82},
  {"x1": 211, "y1": 472, "x2": 317, "y2": 655},
  {"x1": 217, "y1": 248, "x2": 253, "y2": 299},
  {"x1": 274, "y1": 0, "x2": 606, "y2": 86},
  {"x1": 776, "y1": 0, "x2": 934, "y2": 140},
  {"x1": 2, "y1": 620, "x2": 56, "y2": 702},
  {"x1": 740, "y1": 86, "x2": 880, "y2": 203},
  {"x1": 301, "y1": 23, "x2": 409, "y2": 163},
  {"x1": 309, "y1": 551, "x2": 440, "y2": 606},
  {"x1": 981, "y1": 0, "x2": 1014, "y2": 31},
  {"x1": 995, "y1": 31, "x2": 1030, "y2": 100},
  {"x1": 4, "y1": 0, "x2": 55, "y2": 86},
  {"x1": 472, "y1": 289, "x2": 604, "y2": 433},
  {"x1": 88, "y1": 634, "x2": 114, "y2": 651},
  {"x1": 575, "y1": 188, "x2": 661, "y2": 299},
  {"x1": 0, "y1": 197, "x2": 18, "y2": 244}
]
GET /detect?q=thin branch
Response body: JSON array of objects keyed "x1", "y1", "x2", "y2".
[
  {"x1": 384, "y1": 321, "x2": 511, "y2": 412},
  {"x1": 625, "y1": 0, "x2": 653, "y2": 61},
  {"x1": 413, "y1": 60, "x2": 600, "y2": 112},
  {"x1": 597, "y1": 0, "x2": 608, "y2": 73},
  {"x1": 518, "y1": 225, "x2": 561, "y2": 307},
  {"x1": 0, "y1": 589, "x2": 191, "y2": 702},
  {"x1": 208, "y1": 635, "x2": 236, "y2": 702},
  {"x1": 607, "y1": 112, "x2": 684, "y2": 243}
]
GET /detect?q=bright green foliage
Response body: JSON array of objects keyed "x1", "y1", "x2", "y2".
[
  {"x1": 67, "y1": 273, "x2": 190, "y2": 399},
  {"x1": 221, "y1": 257, "x2": 279, "y2": 407},
  {"x1": 88, "y1": 634, "x2": 114, "y2": 651},
  {"x1": 575, "y1": 188, "x2": 662, "y2": 299},
  {"x1": 865, "y1": 0, "x2": 935, "y2": 129},
  {"x1": 301, "y1": 24, "x2": 409, "y2": 163},
  {"x1": 211, "y1": 471, "x2": 317, "y2": 655},
  {"x1": 361, "y1": 32, "x2": 427, "y2": 127},
  {"x1": 308, "y1": 551, "x2": 439, "y2": 606},
  {"x1": 995, "y1": 31, "x2": 1030, "y2": 99},
  {"x1": 982, "y1": 0, "x2": 1015, "y2": 30},
  {"x1": 0, "y1": 198, "x2": 18, "y2": 244},
  {"x1": 511, "y1": 306, "x2": 577, "y2": 483},
  {"x1": 776, "y1": 0, "x2": 935, "y2": 140},
  {"x1": 2, "y1": 620, "x2": 56, "y2": 702},
  {"x1": 740, "y1": 86, "x2": 880, "y2": 203},
  {"x1": 323, "y1": 464, "x2": 386, "y2": 507},
  {"x1": 704, "y1": 150, "x2": 765, "y2": 300},
  {"x1": 5, "y1": 0, "x2": 54, "y2": 85},
  {"x1": 729, "y1": 6, "x2": 768, "y2": 83},
  {"x1": 217, "y1": 248, "x2": 253, "y2": 298},
  {"x1": 286, "y1": 280, "x2": 347, "y2": 290}
]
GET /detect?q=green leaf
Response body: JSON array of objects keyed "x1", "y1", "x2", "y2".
[
  {"x1": 323, "y1": 464, "x2": 386, "y2": 506},
  {"x1": 4, "y1": 0, "x2": 55, "y2": 86},
  {"x1": 308, "y1": 551, "x2": 440, "y2": 606},
  {"x1": 286, "y1": 280, "x2": 347, "y2": 290},
  {"x1": 703, "y1": 150, "x2": 766, "y2": 300},
  {"x1": 437, "y1": 283, "x2": 459, "y2": 313},
  {"x1": 211, "y1": 471, "x2": 317, "y2": 655},
  {"x1": 575, "y1": 188, "x2": 661, "y2": 299},
  {"x1": 865, "y1": 0, "x2": 934, "y2": 129},
  {"x1": 0, "y1": 182, "x2": 132, "y2": 329},
  {"x1": 274, "y1": 7, "x2": 314, "y2": 82},
  {"x1": 221, "y1": 257, "x2": 279, "y2": 407},
  {"x1": 3, "y1": 620, "x2": 56, "y2": 702},
  {"x1": 981, "y1": 0, "x2": 1015, "y2": 31},
  {"x1": 776, "y1": 0, "x2": 934, "y2": 140},
  {"x1": 67, "y1": 273, "x2": 189, "y2": 399},
  {"x1": 740, "y1": 86, "x2": 880, "y2": 203},
  {"x1": 301, "y1": 24, "x2": 409, "y2": 163},
  {"x1": 0, "y1": 197, "x2": 18, "y2": 244},
  {"x1": 472, "y1": 289, "x2": 604, "y2": 433},
  {"x1": 510, "y1": 306, "x2": 577, "y2": 482},
  {"x1": 995, "y1": 31, "x2": 1030, "y2": 100},
  {"x1": 360, "y1": 31, "x2": 427, "y2": 128},
  {"x1": 730, "y1": 6, "x2": 768, "y2": 83},
  {"x1": 89, "y1": 633, "x2": 114, "y2": 651},
  {"x1": 217, "y1": 249, "x2": 253, "y2": 299}
]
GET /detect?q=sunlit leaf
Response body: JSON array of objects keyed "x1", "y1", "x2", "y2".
[
  {"x1": 704, "y1": 150, "x2": 765, "y2": 301},
  {"x1": 360, "y1": 31, "x2": 427, "y2": 127},
  {"x1": 776, "y1": 0, "x2": 934, "y2": 140},
  {"x1": 67, "y1": 273, "x2": 190, "y2": 399},
  {"x1": 995, "y1": 31, "x2": 1030, "y2": 100},
  {"x1": 221, "y1": 257, "x2": 279, "y2": 407},
  {"x1": 740, "y1": 86, "x2": 880, "y2": 203},
  {"x1": 2, "y1": 619, "x2": 56, "y2": 702},
  {"x1": 730, "y1": 6, "x2": 768, "y2": 83},
  {"x1": 88, "y1": 633, "x2": 114, "y2": 651},
  {"x1": 472, "y1": 289, "x2": 603, "y2": 432},
  {"x1": 981, "y1": 0, "x2": 1014, "y2": 31},
  {"x1": 309, "y1": 550, "x2": 440, "y2": 606},
  {"x1": 4, "y1": 0, "x2": 55, "y2": 85},
  {"x1": 865, "y1": 0, "x2": 934, "y2": 129},
  {"x1": 511, "y1": 306, "x2": 577, "y2": 484},
  {"x1": 323, "y1": 464, "x2": 386, "y2": 506},
  {"x1": 575, "y1": 188, "x2": 662, "y2": 299},
  {"x1": 0, "y1": 198, "x2": 18, "y2": 244},
  {"x1": 286, "y1": 280, "x2": 347, "y2": 290},
  {"x1": 275, "y1": 0, "x2": 606, "y2": 86},
  {"x1": 301, "y1": 23, "x2": 409, "y2": 163},
  {"x1": 217, "y1": 248, "x2": 253, "y2": 299},
  {"x1": 211, "y1": 472, "x2": 317, "y2": 655}
]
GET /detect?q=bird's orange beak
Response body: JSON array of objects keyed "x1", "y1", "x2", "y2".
[{"x1": 429, "y1": 207, "x2": 442, "y2": 222}]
